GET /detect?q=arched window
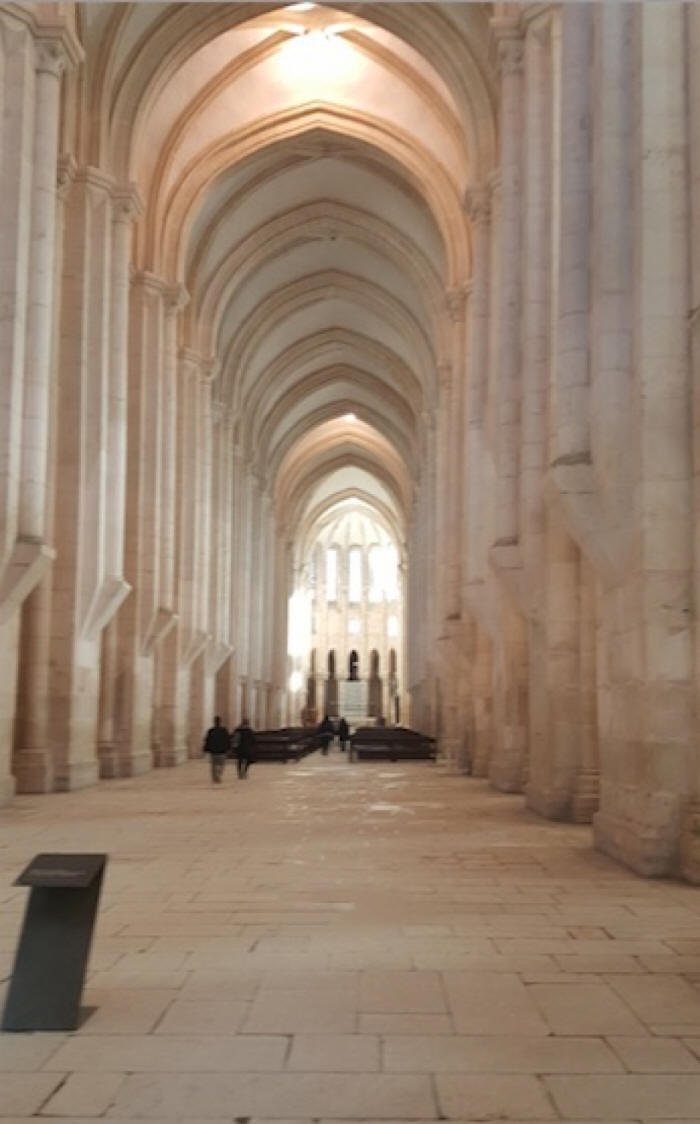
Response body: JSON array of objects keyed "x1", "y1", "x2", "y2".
[
  {"x1": 326, "y1": 547, "x2": 338, "y2": 602},
  {"x1": 368, "y1": 545, "x2": 383, "y2": 602},
  {"x1": 348, "y1": 547, "x2": 362, "y2": 603},
  {"x1": 385, "y1": 545, "x2": 399, "y2": 600}
]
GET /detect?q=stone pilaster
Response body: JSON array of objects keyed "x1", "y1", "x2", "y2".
[
  {"x1": 594, "y1": 7, "x2": 693, "y2": 876},
  {"x1": 97, "y1": 184, "x2": 144, "y2": 779},
  {"x1": 491, "y1": 20, "x2": 524, "y2": 547},
  {"x1": 12, "y1": 31, "x2": 80, "y2": 794},
  {"x1": 463, "y1": 185, "x2": 491, "y2": 595}
]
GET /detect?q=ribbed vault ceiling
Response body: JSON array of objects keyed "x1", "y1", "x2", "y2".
[{"x1": 74, "y1": 1, "x2": 497, "y2": 554}]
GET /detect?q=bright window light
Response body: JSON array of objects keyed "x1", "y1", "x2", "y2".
[
  {"x1": 348, "y1": 548, "x2": 362, "y2": 603},
  {"x1": 387, "y1": 615, "x2": 399, "y2": 638},
  {"x1": 326, "y1": 548, "x2": 337, "y2": 601},
  {"x1": 348, "y1": 617, "x2": 360, "y2": 635},
  {"x1": 288, "y1": 590, "x2": 311, "y2": 658},
  {"x1": 289, "y1": 670, "x2": 304, "y2": 692}
]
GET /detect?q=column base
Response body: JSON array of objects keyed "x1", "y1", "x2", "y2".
[
  {"x1": 0, "y1": 773, "x2": 16, "y2": 806},
  {"x1": 99, "y1": 746, "x2": 152, "y2": 779},
  {"x1": 489, "y1": 743, "x2": 526, "y2": 793},
  {"x1": 438, "y1": 737, "x2": 466, "y2": 774},
  {"x1": 53, "y1": 759, "x2": 100, "y2": 792},
  {"x1": 679, "y1": 802, "x2": 700, "y2": 884},
  {"x1": 526, "y1": 784, "x2": 571, "y2": 821},
  {"x1": 12, "y1": 750, "x2": 54, "y2": 793},
  {"x1": 153, "y1": 744, "x2": 187, "y2": 768},
  {"x1": 572, "y1": 771, "x2": 600, "y2": 824},
  {"x1": 593, "y1": 795, "x2": 680, "y2": 878}
]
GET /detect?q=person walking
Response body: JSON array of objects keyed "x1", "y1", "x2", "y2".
[
  {"x1": 232, "y1": 717, "x2": 256, "y2": 778},
  {"x1": 203, "y1": 715, "x2": 230, "y2": 783},
  {"x1": 338, "y1": 716, "x2": 349, "y2": 752},
  {"x1": 318, "y1": 713, "x2": 334, "y2": 755}
]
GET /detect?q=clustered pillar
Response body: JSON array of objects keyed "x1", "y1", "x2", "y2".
[{"x1": 407, "y1": 2, "x2": 700, "y2": 881}]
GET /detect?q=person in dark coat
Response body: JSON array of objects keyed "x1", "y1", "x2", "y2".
[
  {"x1": 338, "y1": 716, "x2": 349, "y2": 752},
  {"x1": 232, "y1": 718, "x2": 256, "y2": 778},
  {"x1": 318, "y1": 714, "x2": 334, "y2": 755},
  {"x1": 203, "y1": 715, "x2": 230, "y2": 783}
]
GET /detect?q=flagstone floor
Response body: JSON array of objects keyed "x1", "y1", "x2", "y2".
[{"x1": 2, "y1": 750, "x2": 700, "y2": 1123}]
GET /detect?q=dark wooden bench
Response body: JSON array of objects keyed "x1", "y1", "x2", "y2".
[
  {"x1": 349, "y1": 725, "x2": 436, "y2": 762},
  {"x1": 251, "y1": 727, "x2": 321, "y2": 763}
]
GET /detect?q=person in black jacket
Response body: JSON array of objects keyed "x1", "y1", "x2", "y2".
[
  {"x1": 203, "y1": 716, "x2": 230, "y2": 783},
  {"x1": 318, "y1": 714, "x2": 334, "y2": 755},
  {"x1": 338, "y1": 716, "x2": 349, "y2": 752},
  {"x1": 232, "y1": 718, "x2": 256, "y2": 778}
]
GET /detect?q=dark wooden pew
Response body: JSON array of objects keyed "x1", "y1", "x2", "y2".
[
  {"x1": 349, "y1": 725, "x2": 436, "y2": 762},
  {"x1": 251, "y1": 727, "x2": 321, "y2": 763}
]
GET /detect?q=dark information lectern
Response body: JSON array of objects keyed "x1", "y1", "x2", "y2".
[{"x1": 2, "y1": 853, "x2": 107, "y2": 1031}]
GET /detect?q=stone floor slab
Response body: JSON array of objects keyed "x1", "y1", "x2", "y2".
[
  {"x1": 443, "y1": 973, "x2": 549, "y2": 1036},
  {"x1": 45, "y1": 1035, "x2": 287, "y2": 1073},
  {"x1": 358, "y1": 971, "x2": 445, "y2": 1013},
  {"x1": 242, "y1": 988, "x2": 356, "y2": 1033},
  {"x1": 605, "y1": 973, "x2": 700, "y2": 1025},
  {"x1": 106, "y1": 1073, "x2": 437, "y2": 1119},
  {"x1": 0, "y1": 1033, "x2": 66, "y2": 1070},
  {"x1": 287, "y1": 1034, "x2": 380, "y2": 1071},
  {"x1": 435, "y1": 1075, "x2": 555, "y2": 1120},
  {"x1": 0, "y1": 1073, "x2": 65, "y2": 1116},
  {"x1": 384, "y1": 1035, "x2": 623, "y2": 1073},
  {"x1": 545, "y1": 1074, "x2": 700, "y2": 1118},
  {"x1": 606, "y1": 1035, "x2": 700, "y2": 1072},
  {"x1": 359, "y1": 1013, "x2": 454, "y2": 1035},
  {"x1": 40, "y1": 1072, "x2": 127, "y2": 1116},
  {"x1": 153, "y1": 1000, "x2": 248, "y2": 1034},
  {"x1": 79, "y1": 990, "x2": 176, "y2": 1035},
  {"x1": 528, "y1": 983, "x2": 646, "y2": 1036}
]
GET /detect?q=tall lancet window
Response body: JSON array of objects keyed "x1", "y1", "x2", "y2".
[
  {"x1": 326, "y1": 548, "x2": 338, "y2": 602},
  {"x1": 368, "y1": 545, "x2": 383, "y2": 602},
  {"x1": 348, "y1": 547, "x2": 362, "y2": 603}
]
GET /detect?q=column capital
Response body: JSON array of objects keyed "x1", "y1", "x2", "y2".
[
  {"x1": 445, "y1": 284, "x2": 470, "y2": 323},
  {"x1": 465, "y1": 184, "x2": 491, "y2": 226},
  {"x1": 133, "y1": 269, "x2": 168, "y2": 299},
  {"x1": 112, "y1": 183, "x2": 145, "y2": 224},
  {"x1": 164, "y1": 282, "x2": 189, "y2": 316},
  {"x1": 57, "y1": 153, "x2": 78, "y2": 199},
  {"x1": 436, "y1": 361, "x2": 452, "y2": 387},
  {"x1": 34, "y1": 24, "x2": 83, "y2": 75},
  {"x1": 487, "y1": 168, "x2": 502, "y2": 196},
  {"x1": 179, "y1": 346, "x2": 202, "y2": 380},
  {"x1": 200, "y1": 355, "x2": 220, "y2": 383},
  {"x1": 490, "y1": 19, "x2": 524, "y2": 75}
]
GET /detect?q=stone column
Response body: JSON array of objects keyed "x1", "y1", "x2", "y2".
[
  {"x1": 572, "y1": 557, "x2": 599, "y2": 822},
  {"x1": 471, "y1": 625, "x2": 494, "y2": 777},
  {"x1": 156, "y1": 343, "x2": 199, "y2": 766},
  {"x1": 49, "y1": 166, "x2": 119, "y2": 791},
  {"x1": 596, "y1": 6, "x2": 693, "y2": 876},
  {"x1": 0, "y1": 13, "x2": 36, "y2": 599},
  {"x1": 552, "y1": 4, "x2": 592, "y2": 464},
  {"x1": 681, "y1": 5, "x2": 700, "y2": 881},
  {"x1": 463, "y1": 186, "x2": 491, "y2": 591},
  {"x1": 97, "y1": 185, "x2": 143, "y2": 778},
  {"x1": 491, "y1": 19, "x2": 524, "y2": 546},
  {"x1": 12, "y1": 35, "x2": 79, "y2": 793}
]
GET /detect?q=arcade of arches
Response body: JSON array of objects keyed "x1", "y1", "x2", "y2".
[{"x1": 0, "y1": 1, "x2": 699, "y2": 883}]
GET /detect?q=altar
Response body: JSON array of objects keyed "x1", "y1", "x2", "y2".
[{"x1": 338, "y1": 679, "x2": 367, "y2": 725}]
